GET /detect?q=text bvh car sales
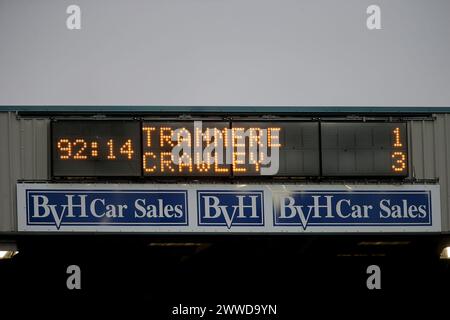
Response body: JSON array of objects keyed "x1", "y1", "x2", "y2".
[{"x1": 25, "y1": 188, "x2": 432, "y2": 230}]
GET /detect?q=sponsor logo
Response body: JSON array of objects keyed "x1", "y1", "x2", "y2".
[
  {"x1": 197, "y1": 191, "x2": 264, "y2": 229},
  {"x1": 26, "y1": 190, "x2": 188, "y2": 229},
  {"x1": 273, "y1": 191, "x2": 432, "y2": 230}
]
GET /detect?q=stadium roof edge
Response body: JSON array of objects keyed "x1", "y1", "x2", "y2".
[{"x1": 1, "y1": 106, "x2": 450, "y2": 114}]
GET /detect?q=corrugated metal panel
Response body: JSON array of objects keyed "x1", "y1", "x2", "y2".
[
  {"x1": 0, "y1": 113, "x2": 11, "y2": 231},
  {"x1": 1, "y1": 111, "x2": 450, "y2": 232},
  {"x1": 433, "y1": 116, "x2": 446, "y2": 231},
  {"x1": 0, "y1": 113, "x2": 49, "y2": 231},
  {"x1": 409, "y1": 120, "x2": 438, "y2": 180},
  {"x1": 408, "y1": 118, "x2": 449, "y2": 231},
  {"x1": 440, "y1": 114, "x2": 450, "y2": 231}
]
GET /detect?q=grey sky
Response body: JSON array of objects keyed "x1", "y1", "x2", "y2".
[{"x1": 0, "y1": 0, "x2": 449, "y2": 107}]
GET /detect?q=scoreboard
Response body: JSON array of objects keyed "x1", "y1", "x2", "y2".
[{"x1": 51, "y1": 120, "x2": 408, "y2": 177}]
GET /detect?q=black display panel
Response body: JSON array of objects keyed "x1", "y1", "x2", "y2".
[
  {"x1": 321, "y1": 122, "x2": 408, "y2": 176},
  {"x1": 142, "y1": 121, "x2": 231, "y2": 176},
  {"x1": 52, "y1": 121, "x2": 141, "y2": 176},
  {"x1": 51, "y1": 120, "x2": 408, "y2": 178},
  {"x1": 231, "y1": 122, "x2": 320, "y2": 176},
  {"x1": 141, "y1": 121, "x2": 320, "y2": 176}
]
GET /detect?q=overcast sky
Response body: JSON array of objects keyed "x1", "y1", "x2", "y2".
[{"x1": 0, "y1": 0, "x2": 449, "y2": 107}]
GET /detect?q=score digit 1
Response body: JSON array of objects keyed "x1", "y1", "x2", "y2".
[{"x1": 107, "y1": 139, "x2": 116, "y2": 159}]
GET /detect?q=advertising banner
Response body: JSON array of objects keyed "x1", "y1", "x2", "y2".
[{"x1": 17, "y1": 183, "x2": 441, "y2": 233}]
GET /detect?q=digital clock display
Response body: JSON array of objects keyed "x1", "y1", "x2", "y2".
[
  {"x1": 52, "y1": 121, "x2": 141, "y2": 176},
  {"x1": 51, "y1": 120, "x2": 408, "y2": 178}
]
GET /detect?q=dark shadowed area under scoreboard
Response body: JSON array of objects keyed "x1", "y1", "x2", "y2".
[{"x1": 0, "y1": 234, "x2": 448, "y2": 317}]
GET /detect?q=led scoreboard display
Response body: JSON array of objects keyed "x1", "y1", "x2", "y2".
[
  {"x1": 321, "y1": 123, "x2": 408, "y2": 176},
  {"x1": 141, "y1": 121, "x2": 320, "y2": 176},
  {"x1": 230, "y1": 122, "x2": 320, "y2": 176},
  {"x1": 142, "y1": 121, "x2": 232, "y2": 176},
  {"x1": 52, "y1": 120, "x2": 408, "y2": 177}
]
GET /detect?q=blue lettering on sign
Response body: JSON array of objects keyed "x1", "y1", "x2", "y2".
[
  {"x1": 26, "y1": 190, "x2": 188, "y2": 229},
  {"x1": 273, "y1": 191, "x2": 432, "y2": 230},
  {"x1": 197, "y1": 191, "x2": 264, "y2": 228}
]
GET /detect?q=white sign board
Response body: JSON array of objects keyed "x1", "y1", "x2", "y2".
[{"x1": 17, "y1": 183, "x2": 441, "y2": 233}]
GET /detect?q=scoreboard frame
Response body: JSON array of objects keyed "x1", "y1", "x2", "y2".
[{"x1": 50, "y1": 118, "x2": 409, "y2": 179}]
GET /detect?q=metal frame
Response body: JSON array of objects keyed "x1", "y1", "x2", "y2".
[{"x1": 2, "y1": 106, "x2": 450, "y2": 115}]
